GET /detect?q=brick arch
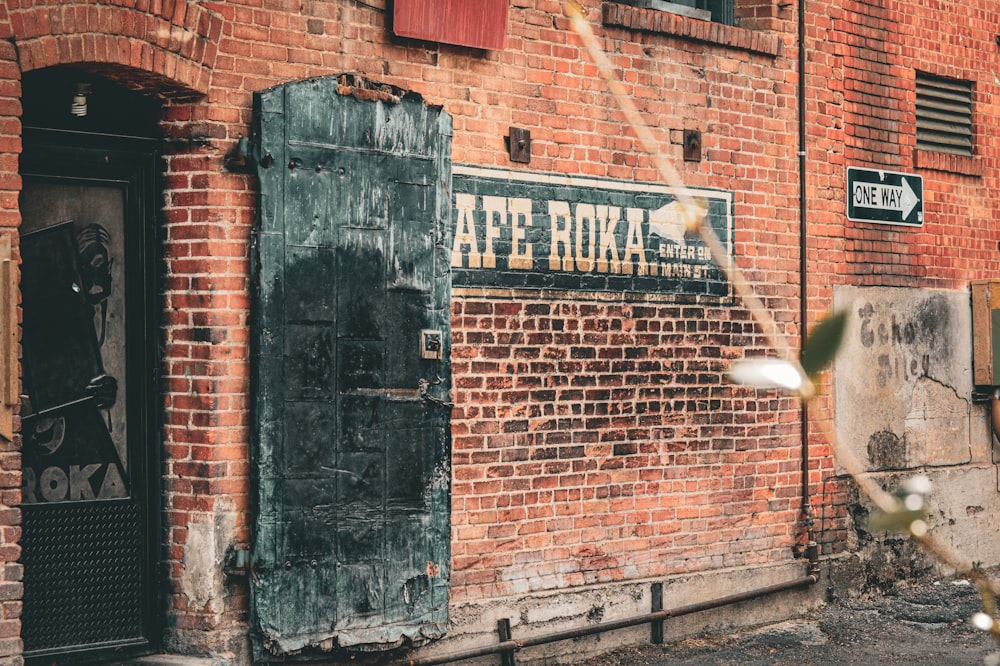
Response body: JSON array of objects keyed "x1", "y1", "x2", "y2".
[
  {"x1": 8, "y1": 0, "x2": 223, "y2": 99},
  {"x1": 0, "y1": 3, "x2": 12, "y2": 41},
  {"x1": 0, "y1": 0, "x2": 21, "y2": 232}
]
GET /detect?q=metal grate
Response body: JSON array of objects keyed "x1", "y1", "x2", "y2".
[
  {"x1": 916, "y1": 73, "x2": 973, "y2": 156},
  {"x1": 21, "y1": 502, "x2": 145, "y2": 654}
]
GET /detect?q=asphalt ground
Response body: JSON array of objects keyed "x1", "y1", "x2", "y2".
[{"x1": 578, "y1": 576, "x2": 1000, "y2": 665}]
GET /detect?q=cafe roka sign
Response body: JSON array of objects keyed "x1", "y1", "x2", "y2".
[{"x1": 450, "y1": 166, "x2": 734, "y2": 301}]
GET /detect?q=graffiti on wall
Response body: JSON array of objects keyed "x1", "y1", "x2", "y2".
[
  {"x1": 857, "y1": 301, "x2": 933, "y2": 388},
  {"x1": 451, "y1": 166, "x2": 734, "y2": 300},
  {"x1": 834, "y1": 286, "x2": 972, "y2": 472}
]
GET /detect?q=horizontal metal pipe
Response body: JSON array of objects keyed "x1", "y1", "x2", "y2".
[
  {"x1": 657, "y1": 575, "x2": 818, "y2": 621},
  {"x1": 399, "y1": 574, "x2": 818, "y2": 666}
]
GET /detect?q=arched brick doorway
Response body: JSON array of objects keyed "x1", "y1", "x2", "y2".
[{"x1": 18, "y1": 66, "x2": 162, "y2": 663}]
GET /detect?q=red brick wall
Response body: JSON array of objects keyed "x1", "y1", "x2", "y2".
[
  {"x1": 7, "y1": 0, "x2": 220, "y2": 95},
  {"x1": 175, "y1": 0, "x2": 807, "y2": 630},
  {"x1": 805, "y1": 0, "x2": 1000, "y2": 550},
  {"x1": 159, "y1": 111, "x2": 254, "y2": 649},
  {"x1": 2, "y1": 0, "x2": 999, "y2": 660},
  {"x1": 428, "y1": 0, "x2": 806, "y2": 602},
  {"x1": 2, "y1": 0, "x2": 809, "y2": 655},
  {"x1": 808, "y1": 0, "x2": 1000, "y2": 288},
  {"x1": 450, "y1": 299, "x2": 804, "y2": 600}
]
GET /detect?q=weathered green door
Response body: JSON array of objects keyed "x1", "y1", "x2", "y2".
[{"x1": 250, "y1": 76, "x2": 453, "y2": 657}]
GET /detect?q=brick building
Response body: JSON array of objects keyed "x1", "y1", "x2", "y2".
[{"x1": 0, "y1": 0, "x2": 998, "y2": 663}]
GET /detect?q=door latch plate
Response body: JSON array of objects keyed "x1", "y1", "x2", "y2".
[{"x1": 420, "y1": 329, "x2": 443, "y2": 360}]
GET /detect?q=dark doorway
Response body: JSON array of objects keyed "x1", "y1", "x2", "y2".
[{"x1": 18, "y1": 68, "x2": 161, "y2": 663}]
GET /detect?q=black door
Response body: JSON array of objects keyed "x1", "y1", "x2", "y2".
[{"x1": 18, "y1": 70, "x2": 161, "y2": 663}]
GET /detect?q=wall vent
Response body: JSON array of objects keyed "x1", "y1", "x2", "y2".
[{"x1": 916, "y1": 73, "x2": 973, "y2": 156}]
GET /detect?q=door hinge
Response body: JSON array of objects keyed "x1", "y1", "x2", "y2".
[
  {"x1": 420, "y1": 329, "x2": 443, "y2": 360},
  {"x1": 224, "y1": 136, "x2": 257, "y2": 174}
]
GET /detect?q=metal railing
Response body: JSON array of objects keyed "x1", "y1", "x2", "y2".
[{"x1": 398, "y1": 546, "x2": 821, "y2": 666}]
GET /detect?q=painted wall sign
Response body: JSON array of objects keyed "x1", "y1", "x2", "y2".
[
  {"x1": 450, "y1": 166, "x2": 734, "y2": 301},
  {"x1": 846, "y1": 166, "x2": 924, "y2": 226}
]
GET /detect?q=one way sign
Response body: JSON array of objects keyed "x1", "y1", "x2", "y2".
[{"x1": 847, "y1": 167, "x2": 923, "y2": 226}]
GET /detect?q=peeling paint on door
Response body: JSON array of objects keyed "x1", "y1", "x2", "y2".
[{"x1": 250, "y1": 75, "x2": 453, "y2": 657}]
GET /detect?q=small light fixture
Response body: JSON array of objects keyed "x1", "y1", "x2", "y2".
[{"x1": 71, "y1": 83, "x2": 91, "y2": 117}]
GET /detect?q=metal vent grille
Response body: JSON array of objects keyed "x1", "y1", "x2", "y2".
[
  {"x1": 21, "y1": 502, "x2": 145, "y2": 654},
  {"x1": 916, "y1": 73, "x2": 973, "y2": 156}
]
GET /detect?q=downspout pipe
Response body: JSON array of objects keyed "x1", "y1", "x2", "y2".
[{"x1": 798, "y1": 0, "x2": 814, "y2": 548}]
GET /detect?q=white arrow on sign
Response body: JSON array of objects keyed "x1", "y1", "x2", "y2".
[
  {"x1": 852, "y1": 176, "x2": 919, "y2": 219},
  {"x1": 648, "y1": 201, "x2": 687, "y2": 246}
]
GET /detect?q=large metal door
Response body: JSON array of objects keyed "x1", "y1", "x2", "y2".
[
  {"x1": 250, "y1": 76, "x2": 453, "y2": 657},
  {"x1": 17, "y1": 127, "x2": 160, "y2": 662}
]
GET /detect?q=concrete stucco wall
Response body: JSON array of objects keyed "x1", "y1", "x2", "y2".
[{"x1": 833, "y1": 285, "x2": 1000, "y2": 570}]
